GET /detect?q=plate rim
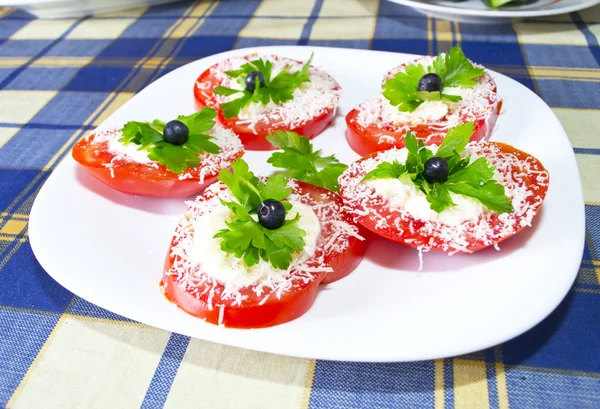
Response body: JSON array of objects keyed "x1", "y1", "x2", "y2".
[
  {"x1": 29, "y1": 45, "x2": 586, "y2": 362},
  {"x1": 387, "y1": 0, "x2": 600, "y2": 18}
]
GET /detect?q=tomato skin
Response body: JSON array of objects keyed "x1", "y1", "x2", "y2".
[
  {"x1": 345, "y1": 100, "x2": 502, "y2": 157},
  {"x1": 339, "y1": 142, "x2": 549, "y2": 254},
  {"x1": 72, "y1": 134, "x2": 243, "y2": 198},
  {"x1": 162, "y1": 181, "x2": 365, "y2": 328},
  {"x1": 212, "y1": 106, "x2": 336, "y2": 151},
  {"x1": 193, "y1": 56, "x2": 340, "y2": 151}
]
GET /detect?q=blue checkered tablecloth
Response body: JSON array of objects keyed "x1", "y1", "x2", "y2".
[{"x1": 0, "y1": 1, "x2": 599, "y2": 408}]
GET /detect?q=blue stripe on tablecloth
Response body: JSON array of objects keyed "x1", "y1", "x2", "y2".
[
  {"x1": 0, "y1": 122, "x2": 94, "y2": 131},
  {"x1": 485, "y1": 349, "x2": 500, "y2": 409},
  {"x1": 573, "y1": 147, "x2": 600, "y2": 155},
  {"x1": 67, "y1": 297, "x2": 133, "y2": 322},
  {"x1": 309, "y1": 361, "x2": 435, "y2": 409},
  {"x1": 0, "y1": 243, "x2": 72, "y2": 313},
  {"x1": 0, "y1": 309, "x2": 59, "y2": 407},
  {"x1": 502, "y1": 290, "x2": 600, "y2": 373},
  {"x1": 444, "y1": 359, "x2": 454, "y2": 409},
  {"x1": 570, "y1": 12, "x2": 600, "y2": 66},
  {"x1": 0, "y1": 19, "x2": 86, "y2": 89},
  {"x1": 140, "y1": 333, "x2": 190, "y2": 409},
  {"x1": 298, "y1": 0, "x2": 324, "y2": 46},
  {"x1": 505, "y1": 366, "x2": 600, "y2": 409}
]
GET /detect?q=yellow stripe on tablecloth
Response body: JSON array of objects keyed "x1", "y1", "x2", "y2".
[
  {"x1": 300, "y1": 359, "x2": 317, "y2": 409},
  {"x1": 0, "y1": 127, "x2": 19, "y2": 150},
  {"x1": 0, "y1": 57, "x2": 30, "y2": 68},
  {"x1": 434, "y1": 359, "x2": 445, "y2": 409},
  {"x1": 30, "y1": 57, "x2": 95, "y2": 68},
  {"x1": 513, "y1": 21, "x2": 588, "y2": 46},
  {"x1": 0, "y1": 220, "x2": 27, "y2": 235},
  {"x1": 575, "y1": 154, "x2": 600, "y2": 204},
  {"x1": 494, "y1": 347, "x2": 510, "y2": 409},
  {"x1": 427, "y1": 17, "x2": 434, "y2": 55},
  {"x1": 553, "y1": 108, "x2": 600, "y2": 149},
  {"x1": 240, "y1": 0, "x2": 315, "y2": 39},
  {"x1": 435, "y1": 20, "x2": 453, "y2": 43},
  {"x1": 319, "y1": 0, "x2": 379, "y2": 16},
  {"x1": 163, "y1": 339, "x2": 312, "y2": 409},
  {"x1": 9, "y1": 315, "x2": 170, "y2": 409},
  {"x1": 0, "y1": 8, "x2": 13, "y2": 18},
  {"x1": 11, "y1": 19, "x2": 77, "y2": 40},
  {"x1": 0, "y1": 91, "x2": 57, "y2": 124},
  {"x1": 6, "y1": 314, "x2": 68, "y2": 408},
  {"x1": 453, "y1": 359, "x2": 490, "y2": 409}
]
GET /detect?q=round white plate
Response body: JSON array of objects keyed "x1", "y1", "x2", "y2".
[
  {"x1": 29, "y1": 46, "x2": 584, "y2": 362},
  {"x1": 388, "y1": 0, "x2": 600, "y2": 23}
]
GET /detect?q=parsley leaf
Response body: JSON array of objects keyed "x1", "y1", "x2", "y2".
[
  {"x1": 382, "y1": 46, "x2": 484, "y2": 113},
  {"x1": 432, "y1": 46, "x2": 485, "y2": 88},
  {"x1": 117, "y1": 107, "x2": 220, "y2": 174},
  {"x1": 266, "y1": 130, "x2": 348, "y2": 193},
  {"x1": 215, "y1": 158, "x2": 307, "y2": 270},
  {"x1": 435, "y1": 122, "x2": 475, "y2": 158},
  {"x1": 213, "y1": 54, "x2": 314, "y2": 118},
  {"x1": 362, "y1": 160, "x2": 407, "y2": 181},
  {"x1": 360, "y1": 123, "x2": 513, "y2": 215},
  {"x1": 445, "y1": 158, "x2": 514, "y2": 213}
]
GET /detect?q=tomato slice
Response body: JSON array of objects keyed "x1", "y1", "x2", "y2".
[
  {"x1": 345, "y1": 58, "x2": 501, "y2": 156},
  {"x1": 339, "y1": 142, "x2": 549, "y2": 254},
  {"x1": 72, "y1": 132, "x2": 244, "y2": 198},
  {"x1": 162, "y1": 180, "x2": 366, "y2": 328},
  {"x1": 193, "y1": 54, "x2": 341, "y2": 151}
]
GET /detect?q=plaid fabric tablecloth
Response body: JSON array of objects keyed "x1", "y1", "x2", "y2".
[{"x1": 0, "y1": 0, "x2": 599, "y2": 408}]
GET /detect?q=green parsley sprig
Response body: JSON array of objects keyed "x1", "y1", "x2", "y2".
[
  {"x1": 266, "y1": 131, "x2": 348, "y2": 193},
  {"x1": 213, "y1": 54, "x2": 314, "y2": 118},
  {"x1": 214, "y1": 159, "x2": 307, "y2": 270},
  {"x1": 362, "y1": 122, "x2": 513, "y2": 214},
  {"x1": 119, "y1": 107, "x2": 220, "y2": 174},
  {"x1": 382, "y1": 46, "x2": 485, "y2": 113}
]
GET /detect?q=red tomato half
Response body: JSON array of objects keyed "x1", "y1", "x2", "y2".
[
  {"x1": 345, "y1": 57, "x2": 502, "y2": 156},
  {"x1": 339, "y1": 142, "x2": 549, "y2": 254},
  {"x1": 72, "y1": 132, "x2": 244, "y2": 198},
  {"x1": 162, "y1": 180, "x2": 366, "y2": 328},
  {"x1": 194, "y1": 54, "x2": 341, "y2": 151}
]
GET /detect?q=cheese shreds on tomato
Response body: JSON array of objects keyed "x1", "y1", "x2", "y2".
[
  {"x1": 346, "y1": 55, "x2": 501, "y2": 155},
  {"x1": 339, "y1": 142, "x2": 549, "y2": 255},
  {"x1": 197, "y1": 54, "x2": 341, "y2": 134},
  {"x1": 161, "y1": 180, "x2": 365, "y2": 328},
  {"x1": 90, "y1": 123, "x2": 243, "y2": 183}
]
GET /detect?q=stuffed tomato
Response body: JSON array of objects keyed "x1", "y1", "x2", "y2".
[
  {"x1": 346, "y1": 46, "x2": 501, "y2": 156},
  {"x1": 161, "y1": 160, "x2": 365, "y2": 328},
  {"x1": 339, "y1": 124, "x2": 549, "y2": 255},
  {"x1": 72, "y1": 108, "x2": 244, "y2": 198},
  {"x1": 194, "y1": 53, "x2": 341, "y2": 150}
]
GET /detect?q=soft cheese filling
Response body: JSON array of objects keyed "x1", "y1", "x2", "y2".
[
  {"x1": 188, "y1": 198, "x2": 321, "y2": 287},
  {"x1": 207, "y1": 55, "x2": 341, "y2": 132},
  {"x1": 355, "y1": 55, "x2": 497, "y2": 129},
  {"x1": 363, "y1": 148, "x2": 487, "y2": 226},
  {"x1": 90, "y1": 123, "x2": 242, "y2": 182}
]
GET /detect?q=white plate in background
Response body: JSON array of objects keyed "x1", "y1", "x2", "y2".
[{"x1": 388, "y1": 0, "x2": 600, "y2": 23}]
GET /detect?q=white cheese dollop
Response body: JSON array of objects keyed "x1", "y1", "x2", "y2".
[
  {"x1": 188, "y1": 199, "x2": 321, "y2": 287},
  {"x1": 364, "y1": 148, "x2": 486, "y2": 226}
]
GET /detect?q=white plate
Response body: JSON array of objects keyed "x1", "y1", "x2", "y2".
[
  {"x1": 29, "y1": 46, "x2": 584, "y2": 362},
  {"x1": 388, "y1": 0, "x2": 600, "y2": 23}
]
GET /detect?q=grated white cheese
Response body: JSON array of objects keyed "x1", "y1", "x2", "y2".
[
  {"x1": 339, "y1": 142, "x2": 549, "y2": 254},
  {"x1": 351, "y1": 54, "x2": 500, "y2": 146},
  {"x1": 164, "y1": 180, "x2": 363, "y2": 315},
  {"x1": 188, "y1": 197, "x2": 321, "y2": 287},
  {"x1": 364, "y1": 148, "x2": 486, "y2": 226},
  {"x1": 202, "y1": 54, "x2": 341, "y2": 134},
  {"x1": 87, "y1": 124, "x2": 243, "y2": 183}
]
